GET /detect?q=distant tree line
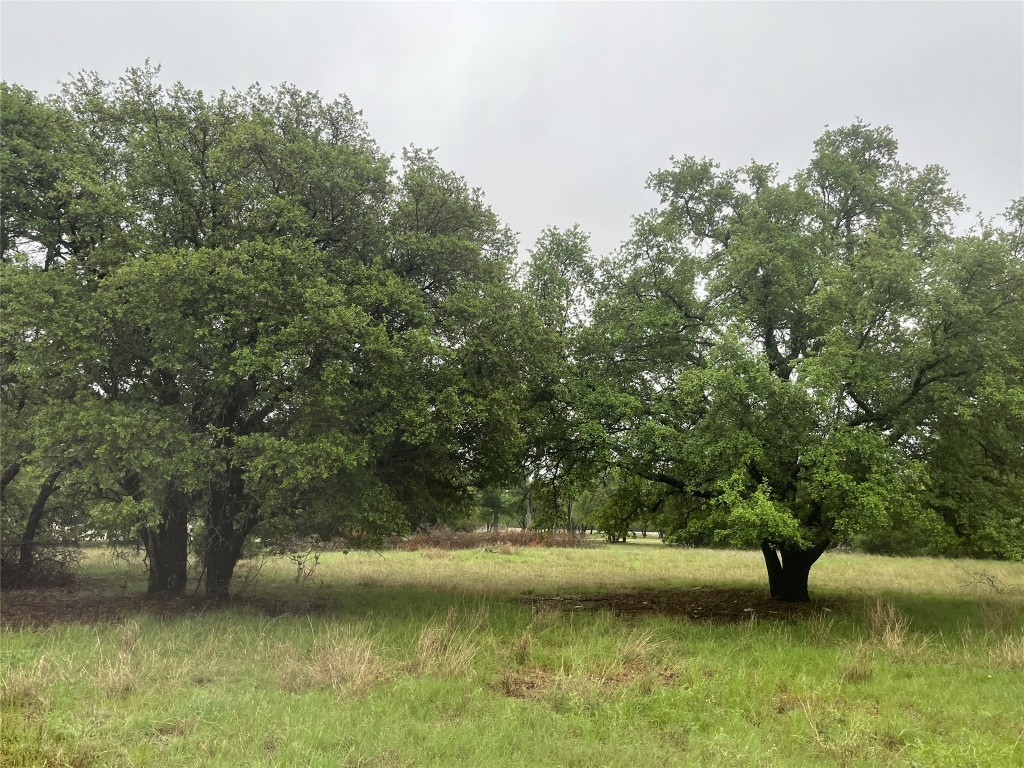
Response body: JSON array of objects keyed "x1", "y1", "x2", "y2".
[{"x1": 3, "y1": 66, "x2": 1022, "y2": 601}]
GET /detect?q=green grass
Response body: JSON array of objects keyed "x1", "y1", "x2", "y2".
[{"x1": 2, "y1": 545, "x2": 1023, "y2": 767}]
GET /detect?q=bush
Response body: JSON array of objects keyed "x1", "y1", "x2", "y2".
[
  {"x1": 0, "y1": 543, "x2": 82, "y2": 589},
  {"x1": 396, "y1": 526, "x2": 597, "y2": 551}
]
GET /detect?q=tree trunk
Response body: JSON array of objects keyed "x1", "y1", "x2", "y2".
[
  {"x1": 1, "y1": 461, "x2": 23, "y2": 494},
  {"x1": 566, "y1": 496, "x2": 573, "y2": 533},
  {"x1": 761, "y1": 539, "x2": 830, "y2": 602},
  {"x1": 203, "y1": 466, "x2": 258, "y2": 600},
  {"x1": 140, "y1": 485, "x2": 190, "y2": 594},
  {"x1": 19, "y1": 470, "x2": 61, "y2": 569},
  {"x1": 204, "y1": 532, "x2": 244, "y2": 601}
]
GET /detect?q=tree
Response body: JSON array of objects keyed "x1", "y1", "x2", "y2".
[
  {"x1": 1, "y1": 82, "x2": 123, "y2": 582},
  {"x1": 2, "y1": 68, "x2": 541, "y2": 598},
  {"x1": 520, "y1": 226, "x2": 599, "y2": 530},
  {"x1": 583, "y1": 122, "x2": 1024, "y2": 600}
]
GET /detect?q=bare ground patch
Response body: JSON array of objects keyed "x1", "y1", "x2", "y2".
[
  {"x1": 492, "y1": 664, "x2": 681, "y2": 703},
  {"x1": 521, "y1": 586, "x2": 844, "y2": 623}
]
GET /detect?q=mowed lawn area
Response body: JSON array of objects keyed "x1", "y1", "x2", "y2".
[{"x1": 2, "y1": 543, "x2": 1023, "y2": 767}]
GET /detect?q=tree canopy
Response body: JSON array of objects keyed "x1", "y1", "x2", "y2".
[
  {"x1": 575, "y1": 123, "x2": 1023, "y2": 599},
  {"x1": 1, "y1": 67, "x2": 544, "y2": 597},
  {"x1": 2, "y1": 68, "x2": 1021, "y2": 602}
]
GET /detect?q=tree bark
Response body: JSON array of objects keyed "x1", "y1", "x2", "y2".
[
  {"x1": 140, "y1": 485, "x2": 190, "y2": 594},
  {"x1": 1, "y1": 461, "x2": 23, "y2": 494},
  {"x1": 18, "y1": 470, "x2": 61, "y2": 569},
  {"x1": 203, "y1": 465, "x2": 258, "y2": 600},
  {"x1": 204, "y1": 532, "x2": 243, "y2": 600},
  {"x1": 761, "y1": 539, "x2": 830, "y2": 602}
]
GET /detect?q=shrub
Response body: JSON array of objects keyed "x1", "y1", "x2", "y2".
[
  {"x1": 396, "y1": 526, "x2": 596, "y2": 551},
  {"x1": 0, "y1": 544, "x2": 81, "y2": 589}
]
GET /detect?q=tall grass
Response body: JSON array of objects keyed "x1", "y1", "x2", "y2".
[{"x1": 2, "y1": 544, "x2": 1023, "y2": 767}]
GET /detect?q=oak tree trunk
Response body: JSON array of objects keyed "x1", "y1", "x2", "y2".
[
  {"x1": 761, "y1": 539, "x2": 830, "y2": 602},
  {"x1": 18, "y1": 470, "x2": 61, "y2": 569},
  {"x1": 1, "y1": 461, "x2": 23, "y2": 495},
  {"x1": 204, "y1": 533, "x2": 244, "y2": 601},
  {"x1": 140, "y1": 485, "x2": 190, "y2": 594},
  {"x1": 203, "y1": 465, "x2": 258, "y2": 601}
]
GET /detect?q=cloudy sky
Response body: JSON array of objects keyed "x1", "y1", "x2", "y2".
[{"x1": 2, "y1": 2, "x2": 1022, "y2": 256}]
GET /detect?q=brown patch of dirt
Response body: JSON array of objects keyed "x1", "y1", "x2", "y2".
[
  {"x1": 493, "y1": 664, "x2": 680, "y2": 700},
  {"x1": 521, "y1": 586, "x2": 841, "y2": 623},
  {"x1": 0, "y1": 578, "x2": 327, "y2": 630}
]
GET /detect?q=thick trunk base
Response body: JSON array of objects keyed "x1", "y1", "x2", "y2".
[
  {"x1": 142, "y1": 488, "x2": 190, "y2": 595},
  {"x1": 761, "y1": 539, "x2": 829, "y2": 603},
  {"x1": 202, "y1": 510, "x2": 253, "y2": 601},
  {"x1": 204, "y1": 538, "x2": 243, "y2": 601}
]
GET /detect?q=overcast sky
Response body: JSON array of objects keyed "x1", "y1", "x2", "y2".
[{"x1": 2, "y1": 1, "x2": 1022, "y2": 256}]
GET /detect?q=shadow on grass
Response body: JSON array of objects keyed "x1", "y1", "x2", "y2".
[
  {"x1": 3, "y1": 559, "x2": 1019, "y2": 636},
  {"x1": 0, "y1": 581, "x2": 487, "y2": 626}
]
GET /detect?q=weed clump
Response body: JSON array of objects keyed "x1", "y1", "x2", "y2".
[
  {"x1": 409, "y1": 608, "x2": 478, "y2": 677},
  {"x1": 989, "y1": 633, "x2": 1024, "y2": 670},
  {"x1": 840, "y1": 644, "x2": 874, "y2": 683},
  {"x1": 278, "y1": 628, "x2": 388, "y2": 695}
]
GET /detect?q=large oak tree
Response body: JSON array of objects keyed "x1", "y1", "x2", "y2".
[
  {"x1": 2, "y1": 67, "x2": 543, "y2": 598},
  {"x1": 581, "y1": 123, "x2": 1024, "y2": 600}
]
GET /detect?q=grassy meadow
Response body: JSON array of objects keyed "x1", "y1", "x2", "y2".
[{"x1": 2, "y1": 543, "x2": 1023, "y2": 767}]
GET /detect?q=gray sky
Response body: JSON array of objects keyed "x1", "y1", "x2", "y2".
[{"x1": 2, "y1": 1, "x2": 1022, "y2": 256}]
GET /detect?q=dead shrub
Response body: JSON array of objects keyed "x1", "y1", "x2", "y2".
[
  {"x1": 0, "y1": 546, "x2": 82, "y2": 590},
  {"x1": 397, "y1": 527, "x2": 596, "y2": 551}
]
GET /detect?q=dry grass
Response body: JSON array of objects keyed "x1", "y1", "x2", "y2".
[
  {"x1": 4, "y1": 546, "x2": 1024, "y2": 767},
  {"x1": 804, "y1": 612, "x2": 838, "y2": 644},
  {"x1": 866, "y1": 599, "x2": 911, "y2": 651},
  {"x1": 493, "y1": 662, "x2": 679, "y2": 705},
  {"x1": 0, "y1": 655, "x2": 51, "y2": 712},
  {"x1": 988, "y1": 633, "x2": 1024, "y2": 670},
  {"x1": 840, "y1": 644, "x2": 875, "y2": 684},
  {"x1": 508, "y1": 630, "x2": 533, "y2": 664},
  {"x1": 278, "y1": 627, "x2": 389, "y2": 695},
  {"x1": 91, "y1": 620, "x2": 191, "y2": 699},
  {"x1": 408, "y1": 607, "x2": 479, "y2": 677},
  {"x1": 979, "y1": 600, "x2": 1023, "y2": 631},
  {"x1": 614, "y1": 627, "x2": 663, "y2": 669},
  {"x1": 529, "y1": 605, "x2": 563, "y2": 631}
]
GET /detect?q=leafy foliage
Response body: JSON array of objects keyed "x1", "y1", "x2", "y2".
[
  {"x1": 1, "y1": 67, "x2": 542, "y2": 596},
  {"x1": 573, "y1": 121, "x2": 1023, "y2": 596}
]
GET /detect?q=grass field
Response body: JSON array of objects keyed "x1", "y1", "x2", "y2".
[{"x1": 2, "y1": 543, "x2": 1023, "y2": 767}]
